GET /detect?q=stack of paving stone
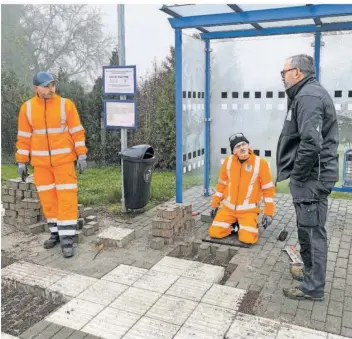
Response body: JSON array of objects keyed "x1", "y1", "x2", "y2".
[
  {"x1": 151, "y1": 202, "x2": 195, "y2": 249},
  {"x1": 1, "y1": 177, "x2": 45, "y2": 234},
  {"x1": 1, "y1": 176, "x2": 99, "y2": 239}
]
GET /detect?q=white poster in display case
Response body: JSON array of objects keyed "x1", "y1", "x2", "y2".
[{"x1": 104, "y1": 100, "x2": 137, "y2": 129}]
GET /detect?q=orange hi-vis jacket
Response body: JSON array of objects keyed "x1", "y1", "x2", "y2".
[
  {"x1": 16, "y1": 94, "x2": 87, "y2": 167},
  {"x1": 211, "y1": 150, "x2": 275, "y2": 216}
]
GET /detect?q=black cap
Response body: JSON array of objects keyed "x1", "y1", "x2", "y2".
[{"x1": 229, "y1": 133, "x2": 249, "y2": 150}]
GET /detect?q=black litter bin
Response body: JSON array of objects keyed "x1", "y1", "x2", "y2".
[{"x1": 120, "y1": 144, "x2": 156, "y2": 209}]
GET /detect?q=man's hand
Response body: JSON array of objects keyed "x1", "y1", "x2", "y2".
[
  {"x1": 210, "y1": 207, "x2": 218, "y2": 219},
  {"x1": 77, "y1": 155, "x2": 87, "y2": 174},
  {"x1": 18, "y1": 163, "x2": 27, "y2": 182},
  {"x1": 262, "y1": 215, "x2": 273, "y2": 229}
]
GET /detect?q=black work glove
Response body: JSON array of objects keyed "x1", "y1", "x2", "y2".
[
  {"x1": 262, "y1": 215, "x2": 273, "y2": 229},
  {"x1": 210, "y1": 207, "x2": 218, "y2": 219}
]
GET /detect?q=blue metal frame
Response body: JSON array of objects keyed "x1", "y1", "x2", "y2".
[
  {"x1": 102, "y1": 65, "x2": 137, "y2": 96},
  {"x1": 204, "y1": 39, "x2": 211, "y2": 197},
  {"x1": 201, "y1": 22, "x2": 352, "y2": 39},
  {"x1": 314, "y1": 31, "x2": 321, "y2": 81},
  {"x1": 175, "y1": 29, "x2": 183, "y2": 203},
  {"x1": 103, "y1": 99, "x2": 138, "y2": 130},
  {"x1": 167, "y1": 5, "x2": 352, "y2": 201},
  {"x1": 169, "y1": 5, "x2": 352, "y2": 29}
]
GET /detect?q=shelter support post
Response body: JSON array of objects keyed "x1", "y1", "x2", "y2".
[
  {"x1": 175, "y1": 28, "x2": 183, "y2": 203},
  {"x1": 315, "y1": 30, "x2": 321, "y2": 80},
  {"x1": 204, "y1": 39, "x2": 211, "y2": 196}
]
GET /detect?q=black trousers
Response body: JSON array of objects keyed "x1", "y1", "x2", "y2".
[{"x1": 289, "y1": 178, "x2": 335, "y2": 297}]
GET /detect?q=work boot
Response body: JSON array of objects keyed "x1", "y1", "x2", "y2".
[
  {"x1": 60, "y1": 235, "x2": 75, "y2": 258},
  {"x1": 43, "y1": 233, "x2": 60, "y2": 249},
  {"x1": 283, "y1": 286, "x2": 324, "y2": 301},
  {"x1": 290, "y1": 265, "x2": 304, "y2": 281}
]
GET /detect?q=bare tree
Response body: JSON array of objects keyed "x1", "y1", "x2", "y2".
[{"x1": 16, "y1": 5, "x2": 113, "y2": 79}]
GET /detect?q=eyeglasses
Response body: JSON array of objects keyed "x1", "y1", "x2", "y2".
[
  {"x1": 280, "y1": 68, "x2": 297, "y2": 78},
  {"x1": 229, "y1": 133, "x2": 244, "y2": 142}
]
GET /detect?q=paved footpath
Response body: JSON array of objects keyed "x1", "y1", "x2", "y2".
[{"x1": 1, "y1": 186, "x2": 352, "y2": 338}]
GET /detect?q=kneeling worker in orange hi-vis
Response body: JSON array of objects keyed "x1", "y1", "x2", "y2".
[
  {"x1": 209, "y1": 133, "x2": 275, "y2": 245},
  {"x1": 15, "y1": 72, "x2": 88, "y2": 258}
]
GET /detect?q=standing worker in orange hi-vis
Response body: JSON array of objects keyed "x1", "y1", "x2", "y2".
[
  {"x1": 15, "y1": 72, "x2": 88, "y2": 258},
  {"x1": 209, "y1": 133, "x2": 275, "y2": 245}
]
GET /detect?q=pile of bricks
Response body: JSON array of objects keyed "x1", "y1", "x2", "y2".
[
  {"x1": 2, "y1": 177, "x2": 45, "y2": 234},
  {"x1": 1, "y1": 177, "x2": 100, "y2": 240},
  {"x1": 151, "y1": 202, "x2": 195, "y2": 250}
]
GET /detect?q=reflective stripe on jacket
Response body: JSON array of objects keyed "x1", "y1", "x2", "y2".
[
  {"x1": 211, "y1": 150, "x2": 275, "y2": 216},
  {"x1": 16, "y1": 94, "x2": 87, "y2": 167}
]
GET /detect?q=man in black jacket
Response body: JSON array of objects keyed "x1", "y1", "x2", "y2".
[{"x1": 276, "y1": 54, "x2": 339, "y2": 301}]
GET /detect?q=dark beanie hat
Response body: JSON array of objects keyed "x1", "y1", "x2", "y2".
[{"x1": 229, "y1": 133, "x2": 249, "y2": 150}]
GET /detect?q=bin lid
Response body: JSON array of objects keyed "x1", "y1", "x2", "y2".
[{"x1": 121, "y1": 144, "x2": 154, "y2": 160}]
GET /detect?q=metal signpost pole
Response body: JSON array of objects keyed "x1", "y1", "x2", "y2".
[{"x1": 117, "y1": 4, "x2": 127, "y2": 212}]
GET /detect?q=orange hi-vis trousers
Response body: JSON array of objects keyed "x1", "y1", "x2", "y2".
[
  {"x1": 33, "y1": 162, "x2": 77, "y2": 237},
  {"x1": 209, "y1": 205, "x2": 259, "y2": 244}
]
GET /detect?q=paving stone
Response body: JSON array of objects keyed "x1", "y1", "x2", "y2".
[
  {"x1": 174, "y1": 303, "x2": 236, "y2": 339},
  {"x1": 46, "y1": 299, "x2": 105, "y2": 331},
  {"x1": 19, "y1": 320, "x2": 51, "y2": 338},
  {"x1": 337, "y1": 258, "x2": 348, "y2": 269},
  {"x1": 1, "y1": 261, "x2": 38, "y2": 281},
  {"x1": 48, "y1": 273, "x2": 97, "y2": 298},
  {"x1": 342, "y1": 311, "x2": 352, "y2": 328},
  {"x1": 333, "y1": 278, "x2": 346, "y2": 290},
  {"x1": 30, "y1": 323, "x2": 63, "y2": 339},
  {"x1": 325, "y1": 315, "x2": 342, "y2": 335},
  {"x1": 276, "y1": 323, "x2": 328, "y2": 338},
  {"x1": 312, "y1": 303, "x2": 328, "y2": 322},
  {"x1": 133, "y1": 270, "x2": 179, "y2": 294},
  {"x1": 150, "y1": 256, "x2": 193, "y2": 276},
  {"x1": 328, "y1": 300, "x2": 344, "y2": 317},
  {"x1": 226, "y1": 312, "x2": 280, "y2": 338},
  {"x1": 198, "y1": 243, "x2": 211, "y2": 260},
  {"x1": 50, "y1": 326, "x2": 75, "y2": 339},
  {"x1": 146, "y1": 295, "x2": 198, "y2": 326},
  {"x1": 101, "y1": 264, "x2": 147, "y2": 285},
  {"x1": 151, "y1": 237, "x2": 165, "y2": 250},
  {"x1": 110, "y1": 286, "x2": 161, "y2": 315},
  {"x1": 309, "y1": 320, "x2": 327, "y2": 332},
  {"x1": 76, "y1": 279, "x2": 128, "y2": 305},
  {"x1": 330, "y1": 288, "x2": 345, "y2": 302},
  {"x1": 340, "y1": 242, "x2": 351, "y2": 250},
  {"x1": 298, "y1": 299, "x2": 314, "y2": 311},
  {"x1": 123, "y1": 316, "x2": 180, "y2": 339},
  {"x1": 182, "y1": 261, "x2": 225, "y2": 284},
  {"x1": 82, "y1": 307, "x2": 141, "y2": 338},
  {"x1": 334, "y1": 267, "x2": 347, "y2": 279},
  {"x1": 341, "y1": 327, "x2": 352, "y2": 337},
  {"x1": 281, "y1": 299, "x2": 299, "y2": 315},
  {"x1": 294, "y1": 308, "x2": 312, "y2": 327},
  {"x1": 17, "y1": 265, "x2": 68, "y2": 289},
  {"x1": 265, "y1": 301, "x2": 282, "y2": 318},
  {"x1": 165, "y1": 277, "x2": 212, "y2": 302},
  {"x1": 67, "y1": 331, "x2": 88, "y2": 339},
  {"x1": 97, "y1": 226, "x2": 135, "y2": 247},
  {"x1": 201, "y1": 284, "x2": 246, "y2": 311},
  {"x1": 338, "y1": 249, "x2": 350, "y2": 259},
  {"x1": 344, "y1": 297, "x2": 352, "y2": 312}
]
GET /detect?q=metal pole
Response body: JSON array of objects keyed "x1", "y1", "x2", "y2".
[
  {"x1": 204, "y1": 39, "x2": 211, "y2": 197},
  {"x1": 118, "y1": 4, "x2": 127, "y2": 212},
  {"x1": 175, "y1": 28, "x2": 183, "y2": 203},
  {"x1": 314, "y1": 30, "x2": 321, "y2": 81}
]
